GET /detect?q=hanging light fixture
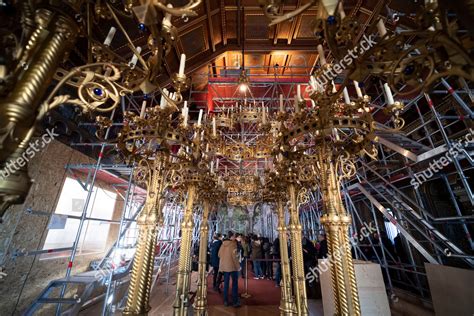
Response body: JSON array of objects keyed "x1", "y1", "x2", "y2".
[{"x1": 237, "y1": 1, "x2": 250, "y2": 95}]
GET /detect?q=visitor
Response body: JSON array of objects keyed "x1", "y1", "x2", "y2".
[
  {"x1": 302, "y1": 235, "x2": 317, "y2": 280},
  {"x1": 238, "y1": 235, "x2": 249, "y2": 279},
  {"x1": 218, "y1": 231, "x2": 241, "y2": 307},
  {"x1": 317, "y1": 234, "x2": 328, "y2": 259},
  {"x1": 251, "y1": 236, "x2": 263, "y2": 279},
  {"x1": 263, "y1": 237, "x2": 273, "y2": 279},
  {"x1": 273, "y1": 236, "x2": 281, "y2": 287},
  {"x1": 210, "y1": 233, "x2": 223, "y2": 292}
]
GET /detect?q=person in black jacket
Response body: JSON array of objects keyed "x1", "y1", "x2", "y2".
[
  {"x1": 262, "y1": 237, "x2": 273, "y2": 279},
  {"x1": 273, "y1": 236, "x2": 281, "y2": 286},
  {"x1": 210, "y1": 233, "x2": 223, "y2": 291},
  {"x1": 317, "y1": 234, "x2": 328, "y2": 259}
]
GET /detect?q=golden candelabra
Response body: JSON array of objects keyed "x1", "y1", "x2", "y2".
[
  {"x1": 172, "y1": 168, "x2": 221, "y2": 315},
  {"x1": 119, "y1": 105, "x2": 192, "y2": 314},
  {"x1": 170, "y1": 122, "x2": 220, "y2": 315},
  {"x1": 267, "y1": 68, "x2": 405, "y2": 314},
  {"x1": 263, "y1": 157, "x2": 315, "y2": 315}
]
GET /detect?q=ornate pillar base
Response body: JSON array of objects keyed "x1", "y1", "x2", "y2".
[
  {"x1": 320, "y1": 213, "x2": 361, "y2": 316},
  {"x1": 172, "y1": 185, "x2": 196, "y2": 316},
  {"x1": 288, "y1": 185, "x2": 308, "y2": 316},
  {"x1": 193, "y1": 200, "x2": 210, "y2": 316},
  {"x1": 277, "y1": 201, "x2": 296, "y2": 316}
]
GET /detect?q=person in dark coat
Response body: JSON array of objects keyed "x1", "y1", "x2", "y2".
[
  {"x1": 317, "y1": 234, "x2": 328, "y2": 259},
  {"x1": 250, "y1": 236, "x2": 263, "y2": 279},
  {"x1": 302, "y1": 236, "x2": 317, "y2": 276},
  {"x1": 210, "y1": 233, "x2": 223, "y2": 291},
  {"x1": 273, "y1": 236, "x2": 281, "y2": 286},
  {"x1": 262, "y1": 237, "x2": 273, "y2": 279}
]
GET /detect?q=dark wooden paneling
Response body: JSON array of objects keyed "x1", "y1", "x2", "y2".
[
  {"x1": 179, "y1": 24, "x2": 209, "y2": 60},
  {"x1": 245, "y1": 13, "x2": 270, "y2": 40}
]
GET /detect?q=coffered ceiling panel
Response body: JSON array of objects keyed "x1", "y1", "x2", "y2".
[
  {"x1": 245, "y1": 13, "x2": 270, "y2": 40},
  {"x1": 179, "y1": 25, "x2": 209, "y2": 60},
  {"x1": 296, "y1": 14, "x2": 317, "y2": 39}
]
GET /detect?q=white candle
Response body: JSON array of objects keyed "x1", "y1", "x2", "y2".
[
  {"x1": 225, "y1": 166, "x2": 228, "y2": 175},
  {"x1": 310, "y1": 76, "x2": 317, "y2": 91},
  {"x1": 104, "y1": 27, "x2": 116, "y2": 46},
  {"x1": 343, "y1": 87, "x2": 351, "y2": 105},
  {"x1": 140, "y1": 100, "x2": 146, "y2": 118},
  {"x1": 354, "y1": 80, "x2": 363, "y2": 98},
  {"x1": 212, "y1": 116, "x2": 217, "y2": 136},
  {"x1": 333, "y1": 128, "x2": 340, "y2": 141},
  {"x1": 377, "y1": 19, "x2": 387, "y2": 37},
  {"x1": 197, "y1": 109, "x2": 203, "y2": 126},
  {"x1": 384, "y1": 83, "x2": 395, "y2": 105},
  {"x1": 178, "y1": 53, "x2": 186, "y2": 76},
  {"x1": 332, "y1": 81, "x2": 337, "y2": 93},
  {"x1": 262, "y1": 106, "x2": 267, "y2": 124},
  {"x1": 182, "y1": 101, "x2": 188, "y2": 126},
  {"x1": 338, "y1": 2, "x2": 346, "y2": 19},
  {"x1": 297, "y1": 84, "x2": 302, "y2": 101},
  {"x1": 317, "y1": 44, "x2": 327, "y2": 66},
  {"x1": 210, "y1": 161, "x2": 214, "y2": 174},
  {"x1": 280, "y1": 94, "x2": 284, "y2": 112},
  {"x1": 129, "y1": 46, "x2": 142, "y2": 69},
  {"x1": 216, "y1": 159, "x2": 220, "y2": 171},
  {"x1": 160, "y1": 88, "x2": 168, "y2": 109}
]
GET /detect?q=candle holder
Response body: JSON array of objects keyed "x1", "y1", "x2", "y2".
[{"x1": 171, "y1": 73, "x2": 191, "y2": 103}]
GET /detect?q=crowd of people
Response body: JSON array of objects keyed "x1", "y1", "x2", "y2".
[
  {"x1": 205, "y1": 231, "x2": 330, "y2": 307},
  {"x1": 192, "y1": 228, "x2": 411, "y2": 307}
]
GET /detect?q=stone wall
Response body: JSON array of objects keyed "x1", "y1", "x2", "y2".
[{"x1": 0, "y1": 139, "x2": 123, "y2": 315}]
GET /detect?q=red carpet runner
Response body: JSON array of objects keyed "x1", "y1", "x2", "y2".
[{"x1": 206, "y1": 267, "x2": 281, "y2": 306}]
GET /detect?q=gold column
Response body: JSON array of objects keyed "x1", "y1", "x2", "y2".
[
  {"x1": 287, "y1": 184, "x2": 308, "y2": 315},
  {"x1": 193, "y1": 199, "x2": 210, "y2": 315},
  {"x1": 318, "y1": 149, "x2": 361, "y2": 316},
  {"x1": 124, "y1": 159, "x2": 165, "y2": 315},
  {"x1": 277, "y1": 200, "x2": 295, "y2": 315},
  {"x1": 173, "y1": 184, "x2": 197, "y2": 316}
]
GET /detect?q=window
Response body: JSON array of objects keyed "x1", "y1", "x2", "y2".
[{"x1": 42, "y1": 177, "x2": 117, "y2": 258}]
